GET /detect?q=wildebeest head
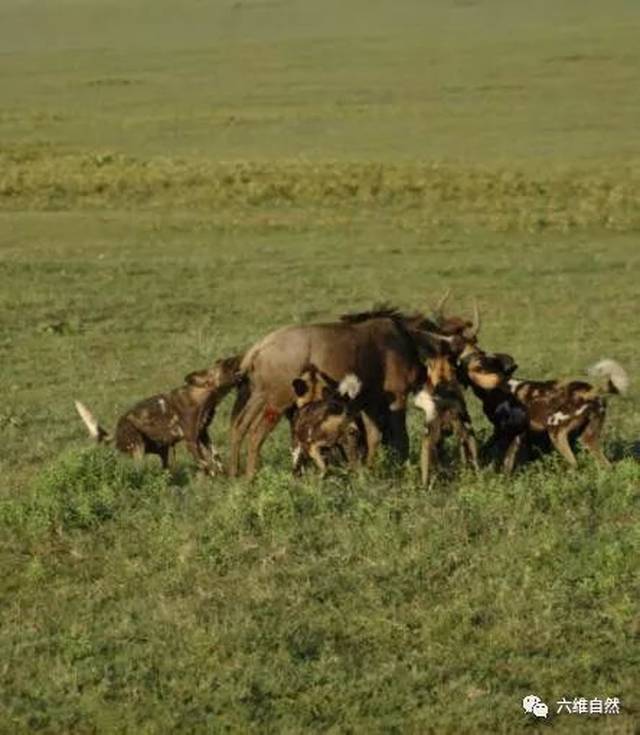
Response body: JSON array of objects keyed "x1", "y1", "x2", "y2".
[{"x1": 429, "y1": 290, "x2": 481, "y2": 345}]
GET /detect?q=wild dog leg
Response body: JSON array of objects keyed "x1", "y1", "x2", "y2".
[
  {"x1": 198, "y1": 428, "x2": 224, "y2": 475},
  {"x1": 308, "y1": 444, "x2": 328, "y2": 476},
  {"x1": 343, "y1": 426, "x2": 361, "y2": 469},
  {"x1": 420, "y1": 434, "x2": 432, "y2": 487},
  {"x1": 185, "y1": 435, "x2": 213, "y2": 474},
  {"x1": 361, "y1": 412, "x2": 382, "y2": 467},
  {"x1": 579, "y1": 414, "x2": 611, "y2": 468},
  {"x1": 461, "y1": 428, "x2": 480, "y2": 471},
  {"x1": 291, "y1": 443, "x2": 307, "y2": 476},
  {"x1": 502, "y1": 433, "x2": 523, "y2": 474},
  {"x1": 548, "y1": 428, "x2": 578, "y2": 468},
  {"x1": 420, "y1": 422, "x2": 441, "y2": 487}
]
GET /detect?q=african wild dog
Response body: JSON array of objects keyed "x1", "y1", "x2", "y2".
[
  {"x1": 459, "y1": 346, "x2": 629, "y2": 472},
  {"x1": 413, "y1": 338, "x2": 479, "y2": 487},
  {"x1": 75, "y1": 356, "x2": 242, "y2": 474},
  {"x1": 290, "y1": 364, "x2": 365, "y2": 476}
]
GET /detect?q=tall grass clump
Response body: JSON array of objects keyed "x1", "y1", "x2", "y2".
[
  {"x1": 2, "y1": 147, "x2": 639, "y2": 231},
  {"x1": 1, "y1": 446, "x2": 171, "y2": 534}
]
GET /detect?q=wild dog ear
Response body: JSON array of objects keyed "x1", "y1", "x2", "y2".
[
  {"x1": 321, "y1": 385, "x2": 334, "y2": 401},
  {"x1": 496, "y1": 353, "x2": 518, "y2": 375},
  {"x1": 316, "y1": 368, "x2": 338, "y2": 390},
  {"x1": 185, "y1": 370, "x2": 210, "y2": 387},
  {"x1": 292, "y1": 378, "x2": 309, "y2": 397},
  {"x1": 216, "y1": 356, "x2": 244, "y2": 384}
]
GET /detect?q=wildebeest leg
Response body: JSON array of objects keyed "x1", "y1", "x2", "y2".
[
  {"x1": 228, "y1": 393, "x2": 265, "y2": 477},
  {"x1": 386, "y1": 407, "x2": 409, "y2": 462},
  {"x1": 502, "y1": 434, "x2": 523, "y2": 474},
  {"x1": 361, "y1": 412, "x2": 382, "y2": 467},
  {"x1": 548, "y1": 428, "x2": 578, "y2": 468},
  {"x1": 245, "y1": 410, "x2": 281, "y2": 479},
  {"x1": 158, "y1": 446, "x2": 171, "y2": 470},
  {"x1": 231, "y1": 379, "x2": 251, "y2": 420},
  {"x1": 580, "y1": 414, "x2": 611, "y2": 468}
]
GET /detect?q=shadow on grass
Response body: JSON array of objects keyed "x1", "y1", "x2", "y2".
[{"x1": 608, "y1": 438, "x2": 640, "y2": 462}]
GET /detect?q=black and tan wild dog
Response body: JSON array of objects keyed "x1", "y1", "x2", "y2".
[
  {"x1": 458, "y1": 347, "x2": 628, "y2": 472},
  {"x1": 413, "y1": 338, "x2": 479, "y2": 487},
  {"x1": 290, "y1": 364, "x2": 365, "y2": 476},
  {"x1": 75, "y1": 356, "x2": 242, "y2": 474}
]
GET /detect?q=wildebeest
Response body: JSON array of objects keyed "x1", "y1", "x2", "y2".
[
  {"x1": 75, "y1": 356, "x2": 242, "y2": 474},
  {"x1": 459, "y1": 346, "x2": 629, "y2": 472},
  {"x1": 291, "y1": 366, "x2": 364, "y2": 475},
  {"x1": 228, "y1": 295, "x2": 480, "y2": 478}
]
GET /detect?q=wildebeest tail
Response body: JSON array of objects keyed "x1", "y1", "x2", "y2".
[
  {"x1": 587, "y1": 359, "x2": 629, "y2": 396},
  {"x1": 74, "y1": 400, "x2": 112, "y2": 442}
]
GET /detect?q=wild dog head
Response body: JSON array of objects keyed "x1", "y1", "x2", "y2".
[
  {"x1": 292, "y1": 363, "x2": 340, "y2": 409},
  {"x1": 458, "y1": 347, "x2": 518, "y2": 392},
  {"x1": 185, "y1": 355, "x2": 243, "y2": 395}
]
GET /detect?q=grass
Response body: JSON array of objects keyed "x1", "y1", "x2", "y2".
[
  {"x1": 2, "y1": 149, "x2": 640, "y2": 232},
  {"x1": 2, "y1": 451, "x2": 639, "y2": 733},
  {"x1": 1, "y1": 0, "x2": 640, "y2": 731}
]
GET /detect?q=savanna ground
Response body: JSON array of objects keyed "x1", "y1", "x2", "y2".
[{"x1": 1, "y1": 1, "x2": 639, "y2": 732}]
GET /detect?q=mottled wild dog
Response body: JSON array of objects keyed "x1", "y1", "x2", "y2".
[
  {"x1": 290, "y1": 364, "x2": 365, "y2": 476},
  {"x1": 413, "y1": 336, "x2": 479, "y2": 487},
  {"x1": 459, "y1": 347, "x2": 629, "y2": 472},
  {"x1": 75, "y1": 356, "x2": 242, "y2": 474}
]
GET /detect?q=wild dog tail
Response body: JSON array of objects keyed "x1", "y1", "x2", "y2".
[
  {"x1": 338, "y1": 373, "x2": 362, "y2": 401},
  {"x1": 74, "y1": 400, "x2": 112, "y2": 442},
  {"x1": 587, "y1": 359, "x2": 629, "y2": 396}
]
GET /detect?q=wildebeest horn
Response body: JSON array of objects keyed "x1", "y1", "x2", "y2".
[
  {"x1": 464, "y1": 299, "x2": 481, "y2": 338},
  {"x1": 423, "y1": 331, "x2": 456, "y2": 344},
  {"x1": 433, "y1": 288, "x2": 451, "y2": 319}
]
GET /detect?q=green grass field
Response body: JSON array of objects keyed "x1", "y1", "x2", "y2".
[{"x1": 1, "y1": 1, "x2": 639, "y2": 732}]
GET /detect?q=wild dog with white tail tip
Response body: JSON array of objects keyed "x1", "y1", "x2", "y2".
[
  {"x1": 413, "y1": 343, "x2": 479, "y2": 488},
  {"x1": 75, "y1": 356, "x2": 242, "y2": 474},
  {"x1": 290, "y1": 365, "x2": 365, "y2": 476},
  {"x1": 459, "y1": 346, "x2": 629, "y2": 472}
]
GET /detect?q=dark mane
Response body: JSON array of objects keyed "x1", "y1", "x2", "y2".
[{"x1": 340, "y1": 304, "x2": 423, "y2": 325}]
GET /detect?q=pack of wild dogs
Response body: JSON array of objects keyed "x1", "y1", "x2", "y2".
[{"x1": 75, "y1": 292, "x2": 629, "y2": 485}]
